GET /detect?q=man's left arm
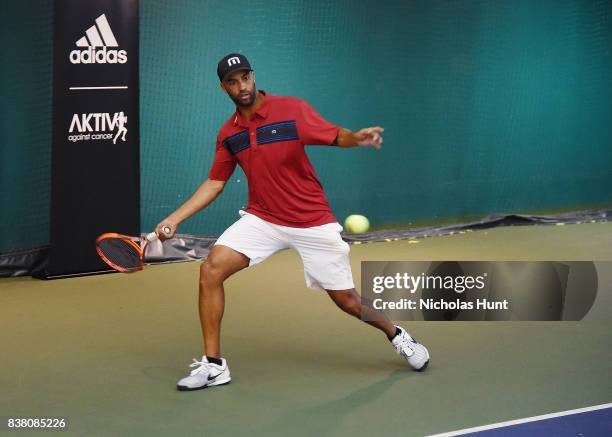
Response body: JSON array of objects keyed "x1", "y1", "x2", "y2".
[
  {"x1": 296, "y1": 99, "x2": 384, "y2": 149},
  {"x1": 334, "y1": 126, "x2": 384, "y2": 149}
]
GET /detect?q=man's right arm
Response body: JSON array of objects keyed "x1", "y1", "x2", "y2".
[{"x1": 155, "y1": 178, "x2": 226, "y2": 240}]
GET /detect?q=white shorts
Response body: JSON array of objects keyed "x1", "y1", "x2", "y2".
[{"x1": 214, "y1": 210, "x2": 355, "y2": 291}]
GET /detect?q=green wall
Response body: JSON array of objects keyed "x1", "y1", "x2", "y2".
[
  {"x1": 0, "y1": 0, "x2": 53, "y2": 253},
  {"x1": 2, "y1": 0, "x2": 611, "y2": 252},
  {"x1": 140, "y1": 0, "x2": 612, "y2": 236}
]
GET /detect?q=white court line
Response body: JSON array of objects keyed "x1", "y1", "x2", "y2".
[
  {"x1": 69, "y1": 86, "x2": 128, "y2": 90},
  {"x1": 427, "y1": 403, "x2": 612, "y2": 437}
]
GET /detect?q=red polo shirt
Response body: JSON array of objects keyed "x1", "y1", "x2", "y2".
[{"x1": 208, "y1": 90, "x2": 340, "y2": 227}]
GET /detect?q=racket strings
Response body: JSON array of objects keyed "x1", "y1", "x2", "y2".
[{"x1": 97, "y1": 238, "x2": 142, "y2": 270}]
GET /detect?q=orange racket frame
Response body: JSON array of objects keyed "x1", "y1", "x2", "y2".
[
  {"x1": 95, "y1": 233, "x2": 149, "y2": 273},
  {"x1": 96, "y1": 227, "x2": 170, "y2": 273}
]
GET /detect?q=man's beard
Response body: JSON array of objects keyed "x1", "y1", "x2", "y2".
[{"x1": 230, "y1": 86, "x2": 257, "y2": 107}]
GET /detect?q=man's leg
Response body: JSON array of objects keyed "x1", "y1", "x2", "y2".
[
  {"x1": 199, "y1": 244, "x2": 249, "y2": 358},
  {"x1": 177, "y1": 213, "x2": 288, "y2": 390},
  {"x1": 326, "y1": 288, "x2": 397, "y2": 339},
  {"x1": 286, "y1": 222, "x2": 396, "y2": 338},
  {"x1": 326, "y1": 288, "x2": 430, "y2": 370}
]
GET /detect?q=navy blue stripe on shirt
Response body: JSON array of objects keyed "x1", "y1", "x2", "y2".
[
  {"x1": 222, "y1": 130, "x2": 250, "y2": 155},
  {"x1": 256, "y1": 120, "x2": 298, "y2": 145}
]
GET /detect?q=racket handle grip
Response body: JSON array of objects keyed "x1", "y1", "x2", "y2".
[{"x1": 146, "y1": 226, "x2": 171, "y2": 242}]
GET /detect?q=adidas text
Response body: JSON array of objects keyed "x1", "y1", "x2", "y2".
[{"x1": 69, "y1": 47, "x2": 127, "y2": 64}]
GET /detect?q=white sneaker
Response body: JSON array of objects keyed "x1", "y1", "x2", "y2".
[
  {"x1": 391, "y1": 326, "x2": 430, "y2": 371},
  {"x1": 176, "y1": 356, "x2": 231, "y2": 391}
]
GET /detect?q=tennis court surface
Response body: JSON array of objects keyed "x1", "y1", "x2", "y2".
[{"x1": 2, "y1": 222, "x2": 611, "y2": 436}]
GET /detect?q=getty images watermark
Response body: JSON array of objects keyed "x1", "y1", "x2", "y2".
[{"x1": 360, "y1": 261, "x2": 608, "y2": 321}]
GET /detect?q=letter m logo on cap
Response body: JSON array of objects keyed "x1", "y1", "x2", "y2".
[{"x1": 227, "y1": 57, "x2": 241, "y2": 66}]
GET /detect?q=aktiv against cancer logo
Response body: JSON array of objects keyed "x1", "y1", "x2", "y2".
[
  {"x1": 69, "y1": 14, "x2": 127, "y2": 64},
  {"x1": 68, "y1": 112, "x2": 128, "y2": 144}
]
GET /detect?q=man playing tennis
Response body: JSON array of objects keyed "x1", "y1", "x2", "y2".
[{"x1": 156, "y1": 53, "x2": 430, "y2": 391}]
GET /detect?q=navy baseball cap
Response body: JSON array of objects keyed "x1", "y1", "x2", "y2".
[{"x1": 217, "y1": 53, "x2": 252, "y2": 81}]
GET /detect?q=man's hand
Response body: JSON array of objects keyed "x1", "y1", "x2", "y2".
[
  {"x1": 155, "y1": 220, "x2": 177, "y2": 241},
  {"x1": 335, "y1": 126, "x2": 384, "y2": 148},
  {"x1": 354, "y1": 127, "x2": 384, "y2": 149}
]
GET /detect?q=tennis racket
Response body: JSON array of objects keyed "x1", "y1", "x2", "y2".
[{"x1": 95, "y1": 226, "x2": 171, "y2": 273}]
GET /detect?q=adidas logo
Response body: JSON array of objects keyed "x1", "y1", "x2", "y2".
[{"x1": 69, "y1": 14, "x2": 127, "y2": 64}]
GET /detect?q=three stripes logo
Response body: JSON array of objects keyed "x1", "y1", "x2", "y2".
[{"x1": 69, "y1": 14, "x2": 127, "y2": 64}]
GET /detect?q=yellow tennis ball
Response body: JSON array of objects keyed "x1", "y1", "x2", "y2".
[{"x1": 344, "y1": 214, "x2": 370, "y2": 234}]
